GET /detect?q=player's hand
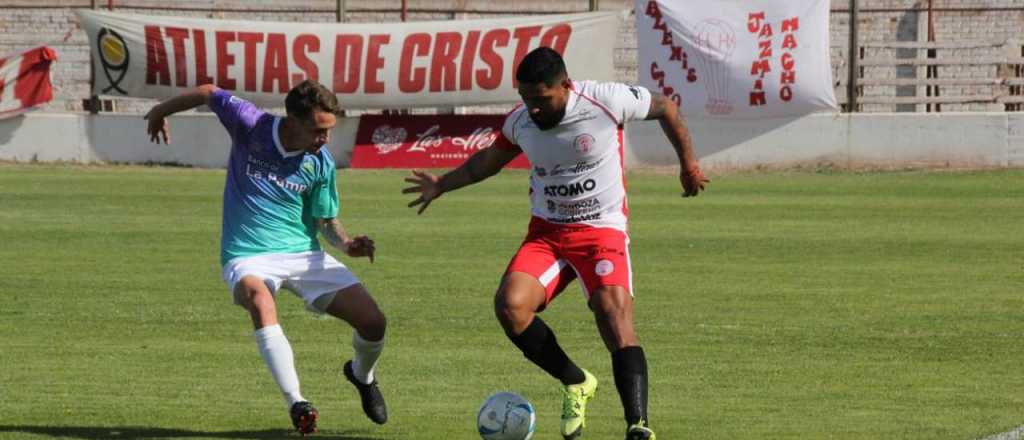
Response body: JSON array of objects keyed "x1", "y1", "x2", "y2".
[
  {"x1": 343, "y1": 235, "x2": 375, "y2": 263},
  {"x1": 144, "y1": 110, "x2": 170, "y2": 144},
  {"x1": 680, "y1": 163, "x2": 709, "y2": 197},
  {"x1": 402, "y1": 170, "x2": 443, "y2": 215}
]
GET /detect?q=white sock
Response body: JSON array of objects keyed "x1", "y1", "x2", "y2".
[
  {"x1": 254, "y1": 324, "x2": 306, "y2": 408},
  {"x1": 351, "y1": 332, "x2": 384, "y2": 384}
]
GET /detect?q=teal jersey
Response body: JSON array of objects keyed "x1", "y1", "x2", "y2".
[{"x1": 210, "y1": 90, "x2": 339, "y2": 266}]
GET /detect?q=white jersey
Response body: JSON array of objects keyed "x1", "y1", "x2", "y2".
[{"x1": 496, "y1": 80, "x2": 652, "y2": 231}]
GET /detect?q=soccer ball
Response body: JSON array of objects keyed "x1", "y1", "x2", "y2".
[{"x1": 476, "y1": 392, "x2": 536, "y2": 440}]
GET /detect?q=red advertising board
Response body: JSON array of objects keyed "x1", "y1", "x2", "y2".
[{"x1": 351, "y1": 114, "x2": 530, "y2": 169}]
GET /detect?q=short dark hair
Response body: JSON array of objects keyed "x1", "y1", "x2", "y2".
[
  {"x1": 285, "y1": 80, "x2": 341, "y2": 119},
  {"x1": 516, "y1": 47, "x2": 567, "y2": 87}
]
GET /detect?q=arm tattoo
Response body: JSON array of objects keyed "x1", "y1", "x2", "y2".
[{"x1": 317, "y1": 218, "x2": 348, "y2": 248}]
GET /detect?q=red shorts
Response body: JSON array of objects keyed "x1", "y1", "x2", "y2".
[{"x1": 505, "y1": 217, "x2": 632, "y2": 308}]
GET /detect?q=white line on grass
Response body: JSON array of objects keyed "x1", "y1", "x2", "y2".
[{"x1": 980, "y1": 425, "x2": 1024, "y2": 440}]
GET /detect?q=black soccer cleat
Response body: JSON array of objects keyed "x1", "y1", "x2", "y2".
[
  {"x1": 289, "y1": 401, "x2": 319, "y2": 436},
  {"x1": 343, "y1": 360, "x2": 388, "y2": 424}
]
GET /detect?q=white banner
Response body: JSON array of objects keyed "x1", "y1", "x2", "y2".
[
  {"x1": 76, "y1": 10, "x2": 619, "y2": 109},
  {"x1": 635, "y1": 0, "x2": 837, "y2": 118}
]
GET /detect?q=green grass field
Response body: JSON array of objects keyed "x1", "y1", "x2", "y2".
[{"x1": 1, "y1": 164, "x2": 1022, "y2": 440}]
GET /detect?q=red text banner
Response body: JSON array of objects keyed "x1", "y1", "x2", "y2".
[
  {"x1": 76, "y1": 10, "x2": 618, "y2": 109},
  {"x1": 635, "y1": 0, "x2": 837, "y2": 118},
  {"x1": 351, "y1": 114, "x2": 530, "y2": 169},
  {"x1": 0, "y1": 46, "x2": 57, "y2": 120}
]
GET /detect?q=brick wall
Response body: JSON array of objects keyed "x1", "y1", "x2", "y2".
[{"x1": 2, "y1": 0, "x2": 1022, "y2": 113}]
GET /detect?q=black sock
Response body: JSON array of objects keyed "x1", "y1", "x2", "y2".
[
  {"x1": 612, "y1": 346, "x2": 649, "y2": 426},
  {"x1": 508, "y1": 317, "x2": 586, "y2": 386}
]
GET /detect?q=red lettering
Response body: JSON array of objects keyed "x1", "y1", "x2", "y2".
[
  {"x1": 645, "y1": 1, "x2": 661, "y2": 19},
  {"x1": 781, "y1": 70, "x2": 796, "y2": 84},
  {"x1": 365, "y1": 34, "x2": 390, "y2": 94},
  {"x1": 399, "y1": 33, "x2": 430, "y2": 93},
  {"x1": 165, "y1": 27, "x2": 190, "y2": 87},
  {"x1": 686, "y1": 68, "x2": 697, "y2": 83},
  {"x1": 782, "y1": 34, "x2": 798, "y2": 50},
  {"x1": 262, "y1": 33, "x2": 288, "y2": 93},
  {"x1": 782, "y1": 17, "x2": 799, "y2": 33},
  {"x1": 753, "y1": 79, "x2": 763, "y2": 90},
  {"x1": 750, "y1": 59, "x2": 770, "y2": 77},
  {"x1": 669, "y1": 45, "x2": 682, "y2": 61},
  {"x1": 539, "y1": 24, "x2": 571, "y2": 56},
  {"x1": 215, "y1": 31, "x2": 237, "y2": 90},
  {"x1": 780, "y1": 85, "x2": 792, "y2": 101},
  {"x1": 460, "y1": 31, "x2": 481, "y2": 91},
  {"x1": 661, "y1": 30, "x2": 673, "y2": 46},
  {"x1": 511, "y1": 26, "x2": 542, "y2": 87},
  {"x1": 748, "y1": 12, "x2": 765, "y2": 33},
  {"x1": 650, "y1": 62, "x2": 665, "y2": 86},
  {"x1": 431, "y1": 32, "x2": 461, "y2": 92},
  {"x1": 145, "y1": 26, "x2": 171, "y2": 86},
  {"x1": 333, "y1": 34, "x2": 363, "y2": 94},
  {"x1": 750, "y1": 91, "x2": 766, "y2": 106},
  {"x1": 759, "y1": 23, "x2": 774, "y2": 38},
  {"x1": 781, "y1": 53, "x2": 795, "y2": 71},
  {"x1": 293, "y1": 34, "x2": 320, "y2": 83},
  {"x1": 237, "y1": 32, "x2": 264, "y2": 92},
  {"x1": 193, "y1": 30, "x2": 214, "y2": 85},
  {"x1": 758, "y1": 40, "x2": 772, "y2": 59},
  {"x1": 477, "y1": 29, "x2": 508, "y2": 90}
]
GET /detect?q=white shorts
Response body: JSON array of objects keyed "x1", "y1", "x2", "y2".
[{"x1": 222, "y1": 251, "x2": 360, "y2": 312}]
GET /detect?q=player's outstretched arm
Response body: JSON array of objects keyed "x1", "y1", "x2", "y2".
[
  {"x1": 402, "y1": 146, "x2": 520, "y2": 215},
  {"x1": 317, "y1": 217, "x2": 375, "y2": 263},
  {"x1": 646, "y1": 94, "x2": 709, "y2": 197},
  {"x1": 143, "y1": 84, "x2": 220, "y2": 145}
]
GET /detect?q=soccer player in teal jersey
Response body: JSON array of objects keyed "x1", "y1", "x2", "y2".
[{"x1": 145, "y1": 80, "x2": 387, "y2": 435}]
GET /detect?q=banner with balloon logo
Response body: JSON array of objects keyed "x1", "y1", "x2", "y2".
[{"x1": 635, "y1": 0, "x2": 837, "y2": 119}]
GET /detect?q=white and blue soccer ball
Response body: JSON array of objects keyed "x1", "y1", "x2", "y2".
[{"x1": 476, "y1": 391, "x2": 536, "y2": 440}]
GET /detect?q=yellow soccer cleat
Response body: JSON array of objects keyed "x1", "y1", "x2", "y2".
[
  {"x1": 625, "y1": 421, "x2": 656, "y2": 440},
  {"x1": 560, "y1": 369, "x2": 597, "y2": 439}
]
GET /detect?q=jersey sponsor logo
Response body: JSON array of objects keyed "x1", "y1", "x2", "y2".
[
  {"x1": 553, "y1": 198, "x2": 601, "y2": 217},
  {"x1": 573, "y1": 133, "x2": 595, "y2": 154},
  {"x1": 246, "y1": 155, "x2": 308, "y2": 193},
  {"x1": 549, "y1": 159, "x2": 602, "y2": 177},
  {"x1": 371, "y1": 125, "x2": 408, "y2": 154},
  {"x1": 595, "y1": 259, "x2": 615, "y2": 276},
  {"x1": 543, "y1": 178, "x2": 597, "y2": 197},
  {"x1": 548, "y1": 212, "x2": 602, "y2": 223}
]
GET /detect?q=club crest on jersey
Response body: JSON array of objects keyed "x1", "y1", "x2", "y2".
[
  {"x1": 302, "y1": 161, "x2": 314, "y2": 173},
  {"x1": 574, "y1": 134, "x2": 595, "y2": 154},
  {"x1": 595, "y1": 259, "x2": 615, "y2": 276}
]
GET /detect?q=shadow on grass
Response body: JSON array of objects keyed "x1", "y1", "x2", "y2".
[{"x1": 0, "y1": 425, "x2": 383, "y2": 440}]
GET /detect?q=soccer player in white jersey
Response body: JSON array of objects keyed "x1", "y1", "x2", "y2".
[
  {"x1": 404, "y1": 47, "x2": 708, "y2": 440},
  {"x1": 145, "y1": 80, "x2": 389, "y2": 435}
]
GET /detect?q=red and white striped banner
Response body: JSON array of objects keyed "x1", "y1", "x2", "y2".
[{"x1": 0, "y1": 46, "x2": 57, "y2": 120}]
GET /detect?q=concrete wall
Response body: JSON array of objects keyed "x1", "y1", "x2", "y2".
[
  {"x1": 4, "y1": 0, "x2": 1024, "y2": 114},
  {"x1": 0, "y1": 112, "x2": 360, "y2": 168},
  {"x1": 3, "y1": 111, "x2": 1020, "y2": 170}
]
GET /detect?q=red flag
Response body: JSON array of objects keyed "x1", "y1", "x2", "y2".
[{"x1": 0, "y1": 46, "x2": 58, "y2": 119}]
